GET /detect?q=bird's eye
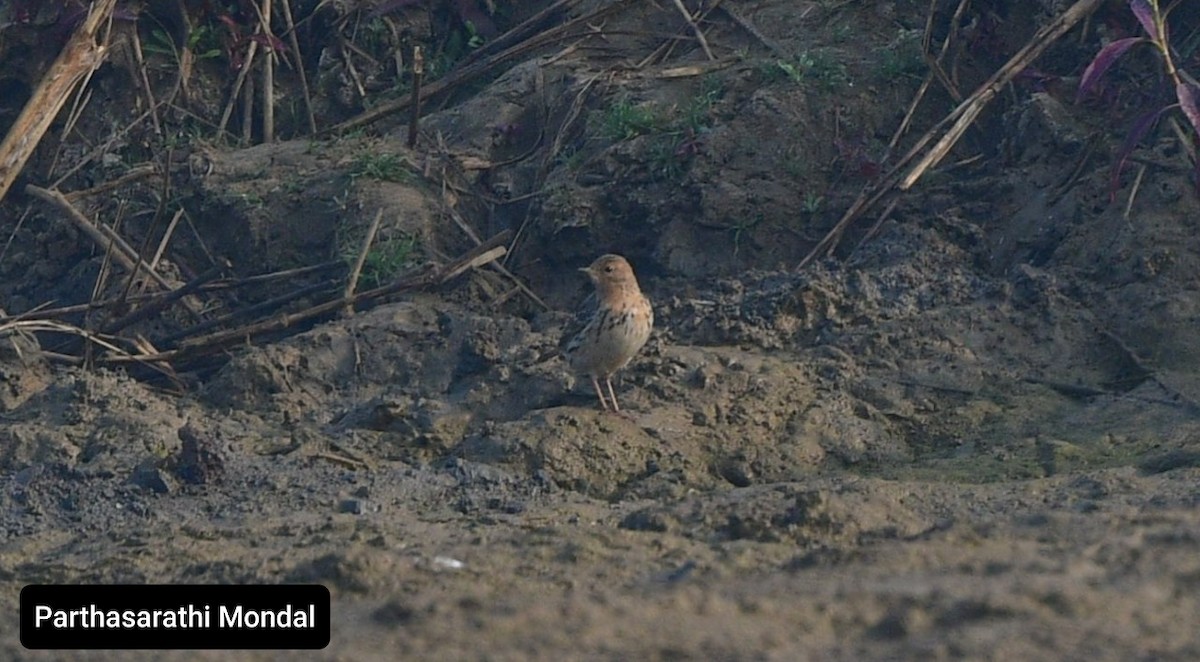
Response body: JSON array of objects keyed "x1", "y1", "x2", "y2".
[{"x1": 604, "y1": 265, "x2": 614, "y2": 273}]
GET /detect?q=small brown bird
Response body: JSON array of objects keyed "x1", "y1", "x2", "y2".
[{"x1": 560, "y1": 254, "x2": 654, "y2": 412}]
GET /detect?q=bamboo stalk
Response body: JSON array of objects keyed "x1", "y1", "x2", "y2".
[{"x1": 0, "y1": 0, "x2": 117, "y2": 202}]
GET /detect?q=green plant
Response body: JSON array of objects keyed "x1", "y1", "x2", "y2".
[
  {"x1": 338, "y1": 227, "x2": 419, "y2": 289},
  {"x1": 349, "y1": 152, "x2": 412, "y2": 182},
  {"x1": 143, "y1": 24, "x2": 223, "y2": 61},
  {"x1": 600, "y1": 99, "x2": 666, "y2": 141},
  {"x1": 802, "y1": 192, "x2": 823, "y2": 215},
  {"x1": 759, "y1": 50, "x2": 849, "y2": 90},
  {"x1": 357, "y1": 235, "x2": 419, "y2": 288},
  {"x1": 730, "y1": 213, "x2": 764, "y2": 256},
  {"x1": 875, "y1": 29, "x2": 925, "y2": 80}
]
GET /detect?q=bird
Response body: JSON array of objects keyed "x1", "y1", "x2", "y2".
[{"x1": 559, "y1": 254, "x2": 654, "y2": 412}]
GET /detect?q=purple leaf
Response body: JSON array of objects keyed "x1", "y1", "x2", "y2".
[
  {"x1": 1110, "y1": 105, "x2": 1171, "y2": 200},
  {"x1": 1177, "y1": 82, "x2": 1200, "y2": 137},
  {"x1": 1077, "y1": 37, "x2": 1143, "y2": 102},
  {"x1": 249, "y1": 33, "x2": 287, "y2": 53},
  {"x1": 1130, "y1": 0, "x2": 1158, "y2": 41}
]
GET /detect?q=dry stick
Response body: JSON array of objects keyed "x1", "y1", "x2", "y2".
[
  {"x1": 64, "y1": 164, "x2": 157, "y2": 200},
  {"x1": 279, "y1": 0, "x2": 317, "y2": 134},
  {"x1": 24, "y1": 184, "x2": 204, "y2": 319},
  {"x1": 507, "y1": 74, "x2": 600, "y2": 262},
  {"x1": 119, "y1": 194, "x2": 160, "y2": 305},
  {"x1": 150, "y1": 209, "x2": 186, "y2": 271},
  {"x1": 456, "y1": 0, "x2": 582, "y2": 69},
  {"x1": 639, "y1": 0, "x2": 725, "y2": 68},
  {"x1": 26, "y1": 185, "x2": 142, "y2": 277},
  {"x1": 407, "y1": 46, "x2": 424, "y2": 148},
  {"x1": 261, "y1": 0, "x2": 275, "y2": 142},
  {"x1": 900, "y1": 0, "x2": 1103, "y2": 189},
  {"x1": 1124, "y1": 163, "x2": 1146, "y2": 220},
  {"x1": 108, "y1": 234, "x2": 512, "y2": 364},
  {"x1": 217, "y1": 38, "x2": 260, "y2": 141},
  {"x1": 130, "y1": 25, "x2": 162, "y2": 135},
  {"x1": 49, "y1": 72, "x2": 99, "y2": 180},
  {"x1": 0, "y1": 0, "x2": 116, "y2": 202},
  {"x1": 718, "y1": 3, "x2": 787, "y2": 58},
  {"x1": 328, "y1": 0, "x2": 637, "y2": 135},
  {"x1": 82, "y1": 210, "x2": 121, "y2": 367},
  {"x1": 0, "y1": 319, "x2": 131, "y2": 360},
  {"x1": 852, "y1": 198, "x2": 900, "y2": 254},
  {"x1": 0, "y1": 261, "x2": 343, "y2": 324},
  {"x1": 129, "y1": 157, "x2": 174, "y2": 300},
  {"x1": 799, "y1": 0, "x2": 1102, "y2": 268},
  {"x1": 339, "y1": 41, "x2": 368, "y2": 101},
  {"x1": 206, "y1": 260, "x2": 343, "y2": 288},
  {"x1": 441, "y1": 182, "x2": 548, "y2": 310},
  {"x1": 51, "y1": 108, "x2": 155, "y2": 189},
  {"x1": 102, "y1": 266, "x2": 222, "y2": 335},
  {"x1": 158, "y1": 279, "x2": 336, "y2": 345},
  {"x1": 342, "y1": 209, "x2": 384, "y2": 316},
  {"x1": 670, "y1": 0, "x2": 715, "y2": 61},
  {"x1": 241, "y1": 72, "x2": 255, "y2": 144},
  {"x1": 890, "y1": 0, "x2": 969, "y2": 152},
  {"x1": 0, "y1": 207, "x2": 32, "y2": 265}
]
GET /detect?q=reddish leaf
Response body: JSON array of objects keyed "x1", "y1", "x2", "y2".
[
  {"x1": 1177, "y1": 82, "x2": 1200, "y2": 137},
  {"x1": 1076, "y1": 37, "x2": 1143, "y2": 102},
  {"x1": 1110, "y1": 105, "x2": 1171, "y2": 200},
  {"x1": 1130, "y1": 0, "x2": 1158, "y2": 41},
  {"x1": 249, "y1": 33, "x2": 287, "y2": 53}
]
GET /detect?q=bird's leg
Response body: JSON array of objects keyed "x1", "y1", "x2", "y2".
[
  {"x1": 591, "y1": 376, "x2": 611, "y2": 411},
  {"x1": 605, "y1": 377, "x2": 621, "y2": 412}
]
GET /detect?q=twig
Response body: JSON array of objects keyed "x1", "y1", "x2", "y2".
[
  {"x1": 0, "y1": 262, "x2": 343, "y2": 325},
  {"x1": 261, "y1": 0, "x2": 275, "y2": 142},
  {"x1": 64, "y1": 164, "x2": 157, "y2": 200},
  {"x1": 717, "y1": 3, "x2": 787, "y2": 58},
  {"x1": 343, "y1": 209, "x2": 384, "y2": 315},
  {"x1": 107, "y1": 234, "x2": 511, "y2": 364},
  {"x1": 1124, "y1": 163, "x2": 1145, "y2": 220},
  {"x1": 900, "y1": 0, "x2": 1103, "y2": 189},
  {"x1": 102, "y1": 266, "x2": 222, "y2": 335},
  {"x1": 889, "y1": 0, "x2": 968, "y2": 152},
  {"x1": 508, "y1": 73, "x2": 600, "y2": 261},
  {"x1": 158, "y1": 280, "x2": 337, "y2": 345},
  {"x1": 441, "y1": 183, "x2": 548, "y2": 310},
  {"x1": 241, "y1": 72, "x2": 255, "y2": 144},
  {"x1": 150, "y1": 209, "x2": 186, "y2": 271},
  {"x1": 0, "y1": 0, "x2": 117, "y2": 202},
  {"x1": 217, "y1": 36, "x2": 260, "y2": 141},
  {"x1": 51, "y1": 108, "x2": 155, "y2": 189},
  {"x1": 280, "y1": 0, "x2": 317, "y2": 134},
  {"x1": 129, "y1": 26, "x2": 162, "y2": 135},
  {"x1": 26, "y1": 185, "x2": 151, "y2": 284},
  {"x1": 800, "y1": 0, "x2": 1103, "y2": 267},
  {"x1": 852, "y1": 198, "x2": 899, "y2": 254},
  {"x1": 407, "y1": 46, "x2": 424, "y2": 148},
  {"x1": 670, "y1": 0, "x2": 715, "y2": 61},
  {"x1": 328, "y1": 0, "x2": 637, "y2": 135}
]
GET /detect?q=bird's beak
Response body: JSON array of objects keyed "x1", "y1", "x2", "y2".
[{"x1": 578, "y1": 267, "x2": 591, "y2": 276}]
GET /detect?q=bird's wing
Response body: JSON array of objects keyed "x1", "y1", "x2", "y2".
[{"x1": 558, "y1": 291, "x2": 598, "y2": 355}]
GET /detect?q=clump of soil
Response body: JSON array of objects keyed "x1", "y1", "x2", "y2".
[{"x1": 2, "y1": 0, "x2": 1200, "y2": 658}]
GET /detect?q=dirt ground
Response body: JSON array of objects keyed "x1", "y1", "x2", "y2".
[{"x1": 2, "y1": 0, "x2": 1200, "y2": 659}]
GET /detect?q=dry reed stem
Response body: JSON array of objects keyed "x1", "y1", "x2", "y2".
[{"x1": 0, "y1": 0, "x2": 117, "y2": 202}]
